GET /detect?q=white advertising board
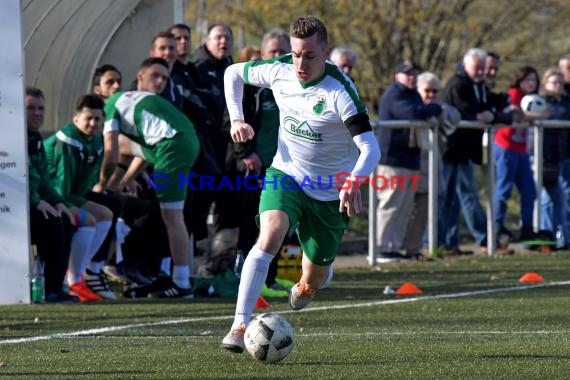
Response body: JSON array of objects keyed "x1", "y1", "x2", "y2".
[{"x1": 0, "y1": 0, "x2": 31, "y2": 304}]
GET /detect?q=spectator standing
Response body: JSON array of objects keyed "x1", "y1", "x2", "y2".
[
  {"x1": 402, "y1": 72, "x2": 450, "y2": 259},
  {"x1": 168, "y1": 24, "x2": 225, "y2": 246},
  {"x1": 493, "y1": 66, "x2": 539, "y2": 242},
  {"x1": 439, "y1": 48, "x2": 496, "y2": 255},
  {"x1": 557, "y1": 54, "x2": 570, "y2": 96},
  {"x1": 92, "y1": 65, "x2": 122, "y2": 100},
  {"x1": 485, "y1": 51, "x2": 501, "y2": 90},
  {"x1": 376, "y1": 62, "x2": 442, "y2": 262},
  {"x1": 194, "y1": 24, "x2": 238, "y2": 234},
  {"x1": 330, "y1": 45, "x2": 357, "y2": 80},
  {"x1": 539, "y1": 68, "x2": 570, "y2": 246}
]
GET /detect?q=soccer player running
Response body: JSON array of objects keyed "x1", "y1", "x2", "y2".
[
  {"x1": 221, "y1": 16, "x2": 380, "y2": 353},
  {"x1": 99, "y1": 58, "x2": 200, "y2": 298}
]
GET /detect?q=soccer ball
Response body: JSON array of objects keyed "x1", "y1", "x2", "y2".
[
  {"x1": 520, "y1": 94, "x2": 547, "y2": 117},
  {"x1": 244, "y1": 313, "x2": 294, "y2": 363}
]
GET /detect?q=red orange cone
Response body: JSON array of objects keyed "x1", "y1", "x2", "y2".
[
  {"x1": 518, "y1": 272, "x2": 544, "y2": 283},
  {"x1": 395, "y1": 282, "x2": 423, "y2": 295},
  {"x1": 254, "y1": 296, "x2": 270, "y2": 309}
]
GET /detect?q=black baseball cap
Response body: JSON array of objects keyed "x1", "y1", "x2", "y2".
[{"x1": 395, "y1": 61, "x2": 418, "y2": 74}]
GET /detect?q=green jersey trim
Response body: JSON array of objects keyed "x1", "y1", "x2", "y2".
[
  {"x1": 299, "y1": 69, "x2": 327, "y2": 89},
  {"x1": 243, "y1": 54, "x2": 293, "y2": 85},
  {"x1": 324, "y1": 64, "x2": 366, "y2": 113}
]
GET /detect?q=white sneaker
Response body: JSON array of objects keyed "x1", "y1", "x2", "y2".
[
  {"x1": 221, "y1": 323, "x2": 245, "y2": 353},
  {"x1": 289, "y1": 282, "x2": 316, "y2": 311},
  {"x1": 85, "y1": 269, "x2": 117, "y2": 300}
]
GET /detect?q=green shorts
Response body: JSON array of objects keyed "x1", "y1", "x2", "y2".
[
  {"x1": 142, "y1": 131, "x2": 199, "y2": 204},
  {"x1": 258, "y1": 167, "x2": 350, "y2": 266}
]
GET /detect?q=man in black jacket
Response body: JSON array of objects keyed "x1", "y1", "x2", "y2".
[
  {"x1": 193, "y1": 24, "x2": 238, "y2": 235},
  {"x1": 376, "y1": 61, "x2": 442, "y2": 263},
  {"x1": 439, "y1": 48, "x2": 510, "y2": 255}
]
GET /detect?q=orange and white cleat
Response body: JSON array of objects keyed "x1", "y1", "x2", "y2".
[
  {"x1": 221, "y1": 323, "x2": 246, "y2": 353},
  {"x1": 289, "y1": 281, "x2": 316, "y2": 311}
]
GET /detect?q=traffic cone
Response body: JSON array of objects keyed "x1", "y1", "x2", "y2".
[
  {"x1": 395, "y1": 282, "x2": 423, "y2": 295},
  {"x1": 254, "y1": 296, "x2": 270, "y2": 309},
  {"x1": 518, "y1": 272, "x2": 544, "y2": 283}
]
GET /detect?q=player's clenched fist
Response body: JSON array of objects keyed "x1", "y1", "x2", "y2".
[{"x1": 230, "y1": 119, "x2": 255, "y2": 143}]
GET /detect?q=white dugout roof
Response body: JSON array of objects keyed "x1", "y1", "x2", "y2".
[{"x1": 22, "y1": 0, "x2": 178, "y2": 132}]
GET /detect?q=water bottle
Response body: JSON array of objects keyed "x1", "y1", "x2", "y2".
[
  {"x1": 234, "y1": 250, "x2": 245, "y2": 278},
  {"x1": 30, "y1": 246, "x2": 45, "y2": 304}
]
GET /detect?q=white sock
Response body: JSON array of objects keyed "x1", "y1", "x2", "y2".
[
  {"x1": 319, "y1": 266, "x2": 334, "y2": 289},
  {"x1": 83, "y1": 220, "x2": 112, "y2": 270},
  {"x1": 231, "y1": 246, "x2": 273, "y2": 330},
  {"x1": 68, "y1": 227, "x2": 95, "y2": 285},
  {"x1": 172, "y1": 265, "x2": 190, "y2": 289},
  {"x1": 87, "y1": 260, "x2": 105, "y2": 274},
  {"x1": 161, "y1": 257, "x2": 172, "y2": 275}
]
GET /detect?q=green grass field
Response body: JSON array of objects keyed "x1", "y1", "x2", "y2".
[{"x1": 1, "y1": 252, "x2": 569, "y2": 379}]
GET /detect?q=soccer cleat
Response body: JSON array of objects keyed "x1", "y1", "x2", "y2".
[
  {"x1": 85, "y1": 269, "x2": 117, "y2": 300},
  {"x1": 69, "y1": 282, "x2": 103, "y2": 302},
  {"x1": 148, "y1": 279, "x2": 194, "y2": 299},
  {"x1": 289, "y1": 281, "x2": 316, "y2": 311},
  {"x1": 122, "y1": 275, "x2": 171, "y2": 298},
  {"x1": 221, "y1": 323, "x2": 246, "y2": 353},
  {"x1": 103, "y1": 264, "x2": 133, "y2": 285},
  {"x1": 124, "y1": 267, "x2": 153, "y2": 286},
  {"x1": 376, "y1": 252, "x2": 412, "y2": 263},
  {"x1": 261, "y1": 284, "x2": 289, "y2": 298},
  {"x1": 45, "y1": 291, "x2": 80, "y2": 303},
  {"x1": 274, "y1": 277, "x2": 296, "y2": 290}
]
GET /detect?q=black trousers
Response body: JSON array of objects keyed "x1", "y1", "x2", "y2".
[
  {"x1": 30, "y1": 207, "x2": 74, "y2": 295},
  {"x1": 120, "y1": 195, "x2": 169, "y2": 277}
]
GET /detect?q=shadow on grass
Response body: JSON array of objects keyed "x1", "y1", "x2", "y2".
[{"x1": 480, "y1": 354, "x2": 570, "y2": 360}]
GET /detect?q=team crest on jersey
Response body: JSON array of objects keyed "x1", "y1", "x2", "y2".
[
  {"x1": 283, "y1": 116, "x2": 322, "y2": 142},
  {"x1": 313, "y1": 96, "x2": 326, "y2": 114}
]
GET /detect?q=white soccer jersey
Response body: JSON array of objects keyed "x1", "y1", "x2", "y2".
[
  {"x1": 242, "y1": 56, "x2": 367, "y2": 201},
  {"x1": 103, "y1": 91, "x2": 190, "y2": 148}
]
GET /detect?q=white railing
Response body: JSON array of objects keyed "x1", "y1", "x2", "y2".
[{"x1": 367, "y1": 119, "x2": 570, "y2": 266}]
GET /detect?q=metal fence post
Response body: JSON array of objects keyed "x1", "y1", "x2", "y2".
[
  {"x1": 533, "y1": 124, "x2": 543, "y2": 230},
  {"x1": 428, "y1": 124, "x2": 438, "y2": 256},
  {"x1": 486, "y1": 129, "x2": 496, "y2": 256},
  {"x1": 368, "y1": 163, "x2": 378, "y2": 266}
]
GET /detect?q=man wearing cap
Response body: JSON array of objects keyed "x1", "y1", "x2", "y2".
[{"x1": 376, "y1": 60, "x2": 442, "y2": 263}]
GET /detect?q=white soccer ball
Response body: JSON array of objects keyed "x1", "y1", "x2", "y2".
[
  {"x1": 520, "y1": 94, "x2": 547, "y2": 117},
  {"x1": 244, "y1": 313, "x2": 294, "y2": 363}
]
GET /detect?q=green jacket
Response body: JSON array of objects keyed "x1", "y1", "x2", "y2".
[
  {"x1": 44, "y1": 123, "x2": 103, "y2": 207},
  {"x1": 27, "y1": 131, "x2": 65, "y2": 208}
]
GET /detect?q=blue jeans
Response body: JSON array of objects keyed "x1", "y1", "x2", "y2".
[
  {"x1": 438, "y1": 160, "x2": 488, "y2": 248},
  {"x1": 493, "y1": 144, "x2": 535, "y2": 228},
  {"x1": 558, "y1": 159, "x2": 570, "y2": 241},
  {"x1": 541, "y1": 187, "x2": 565, "y2": 232},
  {"x1": 541, "y1": 163, "x2": 568, "y2": 247}
]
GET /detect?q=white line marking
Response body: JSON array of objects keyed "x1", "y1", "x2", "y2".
[
  {"x1": 299, "y1": 330, "x2": 569, "y2": 337},
  {"x1": 1, "y1": 281, "x2": 569, "y2": 345}
]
